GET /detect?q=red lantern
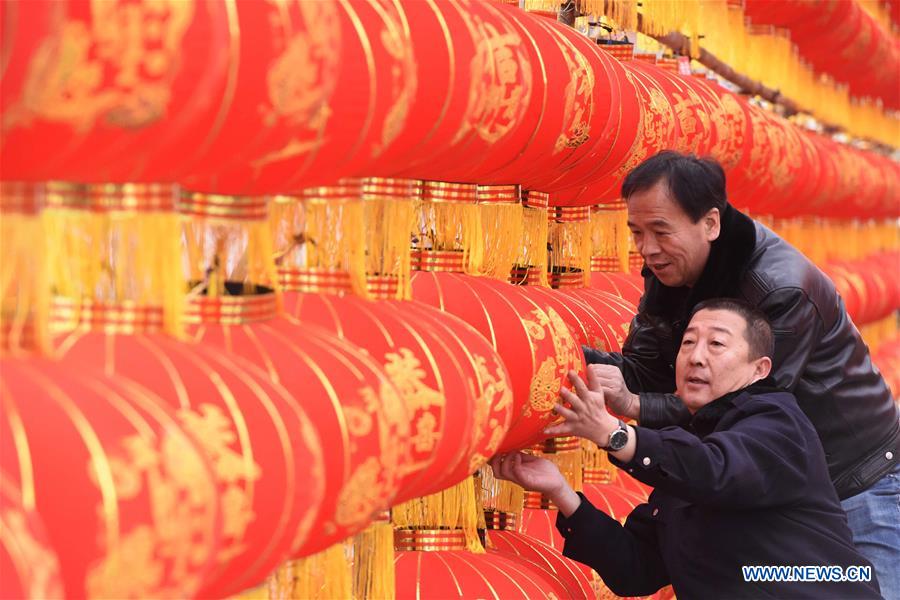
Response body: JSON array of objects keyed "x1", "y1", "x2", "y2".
[
  {"x1": 183, "y1": 289, "x2": 413, "y2": 555},
  {"x1": 412, "y1": 270, "x2": 585, "y2": 450},
  {"x1": 0, "y1": 0, "x2": 233, "y2": 183},
  {"x1": 51, "y1": 300, "x2": 327, "y2": 596},
  {"x1": 590, "y1": 271, "x2": 643, "y2": 307},
  {"x1": 563, "y1": 287, "x2": 638, "y2": 354},
  {"x1": 519, "y1": 286, "x2": 613, "y2": 350},
  {"x1": 394, "y1": 530, "x2": 570, "y2": 600},
  {"x1": 0, "y1": 357, "x2": 222, "y2": 598},
  {"x1": 282, "y1": 290, "x2": 510, "y2": 501},
  {"x1": 0, "y1": 476, "x2": 64, "y2": 599},
  {"x1": 486, "y1": 529, "x2": 596, "y2": 599}
]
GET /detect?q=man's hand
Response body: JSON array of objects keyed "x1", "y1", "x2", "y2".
[
  {"x1": 544, "y1": 370, "x2": 620, "y2": 448},
  {"x1": 488, "y1": 452, "x2": 567, "y2": 496},
  {"x1": 488, "y1": 451, "x2": 582, "y2": 517},
  {"x1": 588, "y1": 364, "x2": 641, "y2": 420}
]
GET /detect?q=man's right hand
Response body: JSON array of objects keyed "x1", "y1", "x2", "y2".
[{"x1": 588, "y1": 364, "x2": 641, "y2": 420}]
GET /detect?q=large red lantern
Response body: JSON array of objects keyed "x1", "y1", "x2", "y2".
[
  {"x1": 486, "y1": 529, "x2": 596, "y2": 599},
  {"x1": 519, "y1": 286, "x2": 611, "y2": 350},
  {"x1": 183, "y1": 289, "x2": 412, "y2": 555},
  {"x1": 412, "y1": 269, "x2": 584, "y2": 450},
  {"x1": 394, "y1": 530, "x2": 570, "y2": 600},
  {"x1": 273, "y1": 289, "x2": 495, "y2": 503},
  {"x1": 0, "y1": 357, "x2": 222, "y2": 598},
  {"x1": 0, "y1": 0, "x2": 232, "y2": 183},
  {"x1": 51, "y1": 298, "x2": 328, "y2": 596}
]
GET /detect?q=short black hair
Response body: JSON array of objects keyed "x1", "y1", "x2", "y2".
[
  {"x1": 621, "y1": 151, "x2": 727, "y2": 222},
  {"x1": 690, "y1": 298, "x2": 774, "y2": 360}
]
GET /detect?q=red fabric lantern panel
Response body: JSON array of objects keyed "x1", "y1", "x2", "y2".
[
  {"x1": 487, "y1": 529, "x2": 595, "y2": 599},
  {"x1": 0, "y1": 357, "x2": 222, "y2": 598},
  {"x1": 183, "y1": 291, "x2": 410, "y2": 555},
  {"x1": 385, "y1": 0, "x2": 533, "y2": 183},
  {"x1": 398, "y1": 300, "x2": 516, "y2": 482},
  {"x1": 562, "y1": 288, "x2": 638, "y2": 354},
  {"x1": 411, "y1": 272, "x2": 585, "y2": 451},
  {"x1": 519, "y1": 286, "x2": 613, "y2": 350},
  {"x1": 395, "y1": 545, "x2": 570, "y2": 600},
  {"x1": 589, "y1": 271, "x2": 644, "y2": 307},
  {"x1": 282, "y1": 291, "x2": 506, "y2": 501},
  {"x1": 0, "y1": 476, "x2": 64, "y2": 600},
  {"x1": 512, "y1": 15, "x2": 620, "y2": 193},
  {"x1": 51, "y1": 303, "x2": 326, "y2": 596},
  {"x1": 0, "y1": 0, "x2": 232, "y2": 183}
]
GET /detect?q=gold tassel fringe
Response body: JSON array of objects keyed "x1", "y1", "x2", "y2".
[
  {"x1": 46, "y1": 208, "x2": 185, "y2": 337},
  {"x1": 479, "y1": 202, "x2": 525, "y2": 280},
  {"x1": 479, "y1": 464, "x2": 525, "y2": 516},
  {"x1": 391, "y1": 476, "x2": 484, "y2": 554},
  {"x1": 269, "y1": 197, "x2": 368, "y2": 298},
  {"x1": 1, "y1": 211, "x2": 51, "y2": 355},
  {"x1": 268, "y1": 544, "x2": 351, "y2": 600},
  {"x1": 414, "y1": 199, "x2": 484, "y2": 275},
  {"x1": 351, "y1": 521, "x2": 395, "y2": 600},
  {"x1": 363, "y1": 197, "x2": 415, "y2": 300}
]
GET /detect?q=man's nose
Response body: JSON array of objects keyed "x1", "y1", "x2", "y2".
[
  {"x1": 689, "y1": 343, "x2": 707, "y2": 366},
  {"x1": 640, "y1": 233, "x2": 660, "y2": 257}
]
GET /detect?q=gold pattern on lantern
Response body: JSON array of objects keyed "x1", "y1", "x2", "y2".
[
  {"x1": 369, "y1": 0, "x2": 416, "y2": 156},
  {"x1": 529, "y1": 358, "x2": 561, "y2": 413},
  {"x1": 382, "y1": 348, "x2": 443, "y2": 412},
  {"x1": 86, "y1": 428, "x2": 218, "y2": 597},
  {"x1": 344, "y1": 406, "x2": 375, "y2": 438},
  {"x1": 334, "y1": 457, "x2": 391, "y2": 528},
  {"x1": 1, "y1": 510, "x2": 64, "y2": 599},
  {"x1": 453, "y1": 0, "x2": 531, "y2": 145},
  {"x1": 256, "y1": 2, "x2": 340, "y2": 167},
  {"x1": 176, "y1": 404, "x2": 260, "y2": 559},
  {"x1": 5, "y1": 0, "x2": 196, "y2": 131},
  {"x1": 543, "y1": 25, "x2": 594, "y2": 153}
]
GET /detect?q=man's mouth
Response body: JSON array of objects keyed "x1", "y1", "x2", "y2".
[
  {"x1": 650, "y1": 262, "x2": 670, "y2": 271},
  {"x1": 686, "y1": 376, "x2": 708, "y2": 386}
]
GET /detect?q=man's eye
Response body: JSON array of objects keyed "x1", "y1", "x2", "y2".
[
  {"x1": 710, "y1": 340, "x2": 725, "y2": 347},
  {"x1": 681, "y1": 339, "x2": 695, "y2": 346}
]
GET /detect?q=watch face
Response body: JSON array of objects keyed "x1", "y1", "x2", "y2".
[{"x1": 608, "y1": 428, "x2": 628, "y2": 451}]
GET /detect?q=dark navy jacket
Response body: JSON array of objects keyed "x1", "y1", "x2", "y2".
[{"x1": 556, "y1": 381, "x2": 881, "y2": 599}]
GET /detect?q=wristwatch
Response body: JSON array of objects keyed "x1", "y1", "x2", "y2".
[{"x1": 601, "y1": 419, "x2": 629, "y2": 452}]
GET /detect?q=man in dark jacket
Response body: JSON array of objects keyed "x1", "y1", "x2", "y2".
[
  {"x1": 582, "y1": 151, "x2": 899, "y2": 596},
  {"x1": 491, "y1": 299, "x2": 880, "y2": 599}
]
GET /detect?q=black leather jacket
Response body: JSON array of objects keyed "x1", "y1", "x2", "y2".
[{"x1": 584, "y1": 204, "x2": 899, "y2": 500}]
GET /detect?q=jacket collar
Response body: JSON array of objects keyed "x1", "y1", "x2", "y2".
[
  {"x1": 641, "y1": 203, "x2": 758, "y2": 319},
  {"x1": 688, "y1": 376, "x2": 782, "y2": 437}
]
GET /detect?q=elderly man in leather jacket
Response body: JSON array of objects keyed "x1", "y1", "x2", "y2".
[{"x1": 583, "y1": 151, "x2": 899, "y2": 597}]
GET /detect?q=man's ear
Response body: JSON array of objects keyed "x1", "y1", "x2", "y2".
[
  {"x1": 752, "y1": 356, "x2": 772, "y2": 381},
  {"x1": 704, "y1": 208, "x2": 721, "y2": 242}
]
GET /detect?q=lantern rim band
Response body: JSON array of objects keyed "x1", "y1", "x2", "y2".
[
  {"x1": 365, "y1": 275, "x2": 400, "y2": 300},
  {"x1": 185, "y1": 284, "x2": 277, "y2": 324},
  {"x1": 550, "y1": 270, "x2": 586, "y2": 289},
  {"x1": 522, "y1": 191, "x2": 550, "y2": 209},
  {"x1": 277, "y1": 268, "x2": 353, "y2": 294},
  {"x1": 531, "y1": 436, "x2": 580, "y2": 453},
  {"x1": 50, "y1": 298, "x2": 165, "y2": 334},
  {"x1": 524, "y1": 491, "x2": 558, "y2": 511},
  {"x1": 483, "y1": 510, "x2": 518, "y2": 531},
  {"x1": 476, "y1": 184, "x2": 520, "y2": 204},
  {"x1": 178, "y1": 193, "x2": 267, "y2": 221},
  {"x1": 362, "y1": 178, "x2": 423, "y2": 200},
  {"x1": 416, "y1": 250, "x2": 465, "y2": 273},
  {"x1": 394, "y1": 528, "x2": 468, "y2": 552},
  {"x1": 591, "y1": 256, "x2": 623, "y2": 272},
  {"x1": 583, "y1": 468, "x2": 613, "y2": 484},
  {"x1": 509, "y1": 265, "x2": 544, "y2": 286}
]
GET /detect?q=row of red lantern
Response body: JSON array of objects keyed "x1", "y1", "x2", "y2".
[
  {"x1": 822, "y1": 251, "x2": 900, "y2": 326},
  {"x1": 2, "y1": 0, "x2": 896, "y2": 220},
  {"x1": 743, "y1": 0, "x2": 900, "y2": 108}
]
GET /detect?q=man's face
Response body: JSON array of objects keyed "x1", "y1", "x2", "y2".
[
  {"x1": 626, "y1": 181, "x2": 720, "y2": 287},
  {"x1": 675, "y1": 308, "x2": 771, "y2": 412}
]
